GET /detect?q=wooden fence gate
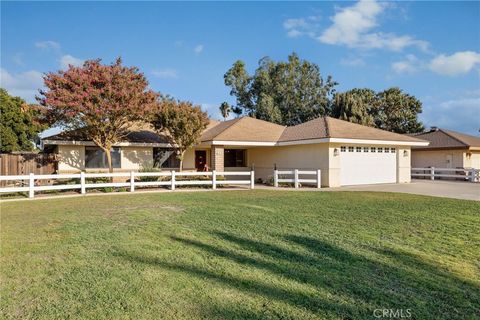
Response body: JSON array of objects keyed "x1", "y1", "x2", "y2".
[{"x1": 0, "y1": 154, "x2": 56, "y2": 186}]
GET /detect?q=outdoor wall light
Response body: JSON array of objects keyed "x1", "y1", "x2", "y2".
[
  {"x1": 403, "y1": 150, "x2": 409, "y2": 157},
  {"x1": 334, "y1": 148, "x2": 339, "y2": 156}
]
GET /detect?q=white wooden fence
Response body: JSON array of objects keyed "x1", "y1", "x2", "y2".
[
  {"x1": 411, "y1": 167, "x2": 479, "y2": 182},
  {"x1": 0, "y1": 170, "x2": 255, "y2": 199},
  {"x1": 273, "y1": 169, "x2": 321, "y2": 188}
]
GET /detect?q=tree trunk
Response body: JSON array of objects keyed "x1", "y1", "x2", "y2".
[
  {"x1": 105, "y1": 149, "x2": 113, "y2": 173},
  {"x1": 103, "y1": 147, "x2": 114, "y2": 183},
  {"x1": 178, "y1": 150, "x2": 185, "y2": 172}
]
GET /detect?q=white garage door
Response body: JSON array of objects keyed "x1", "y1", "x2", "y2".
[{"x1": 340, "y1": 146, "x2": 397, "y2": 186}]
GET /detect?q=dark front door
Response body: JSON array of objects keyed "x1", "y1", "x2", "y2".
[{"x1": 195, "y1": 150, "x2": 207, "y2": 171}]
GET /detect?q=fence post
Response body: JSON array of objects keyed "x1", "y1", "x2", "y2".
[
  {"x1": 80, "y1": 171, "x2": 86, "y2": 194},
  {"x1": 212, "y1": 170, "x2": 216, "y2": 190},
  {"x1": 250, "y1": 170, "x2": 255, "y2": 189},
  {"x1": 294, "y1": 169, "x2": 299, "y2": 188},
  {"x1": 316, "y1": 169, "x2": 321, "y2": 188},
  {"x1": 274, "y1": 169, "x2": 278, "y2": 187},
  {"x1": 431, "y1": 167, "x2": 435, "y2": 181},
  {"x1": 171, "y1": 170, "x2": 175, "y2": 191},
  {"x1": 29, "y1": 173, "x2": 34, "y2": 198},
  {"x1": 130, "y1": 171, "x2": 135, "y2": 192}
]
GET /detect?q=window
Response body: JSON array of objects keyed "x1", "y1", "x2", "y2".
[
  {"x1": 385, "y1": 148, "x2": 390, "y2": 153},
  {"x1": 85, "y1": 147, "x2": 121, "y2": 169},
  {"x1": 224, "y1": 149, "x2": 246, "y2": 167},
  {"x1": 363, "y1": 147, "x2": 369, "y2": 152},
  {"x1": 378, "y1": 147, "x2": 383, "y2": 153},
  {"x1": 341, "y1": 146, "x2": 346, "y2": 152},
  {"x1": 391, "y1": 148, "x2": 396, "y2": 153},
  {"x1": 356, "y1": 147, "x2": 362, "y2": 152},
  {"x1": 348, "y1": 146, "x2": 354, "y2": 152},
  {"x1": 153, "y1": 148, "x2": 180, "y2": 168},
  {"x1": 371, "y1": 147, "x2": 376, "y2": 153}
]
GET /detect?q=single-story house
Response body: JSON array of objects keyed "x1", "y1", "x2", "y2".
[
  {"x1": 410, "y1": 127, "x2": 480, "y2": 169},
  {"x1": 42, "y1": 116, "x2": 428, "y2": 187}
]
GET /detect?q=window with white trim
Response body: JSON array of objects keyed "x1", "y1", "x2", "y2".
[
  {"x1": 356, "y1": 147, "x2": 362, "y2": 152},
  {"x1": 391, "y1": 148, "x2": 396, "y2": 153},
  {"x1": 385, "y1": 148, "x2": 390, "y2": 153},
  {"x1": 378, "y1": 147, "x2": 383, "y2": 153},
  {"x1": 348, "y1": 146, "x2": 354, "y2": 152},
  {"x1": 341, "y1": 146, "x2": 346, "y2": 152},
  {"x1": 363, "y1": 147, "x2": 369, "y2": 152},
  {"x1": 371, "y1": 147, "x2": 376, "y2": 152}
]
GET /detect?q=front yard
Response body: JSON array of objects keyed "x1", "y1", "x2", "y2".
[{"x1": 1, "y1": 191, "x2": 479, "y2": 319}]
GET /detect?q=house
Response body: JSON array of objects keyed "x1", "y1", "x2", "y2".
[
  {"x1": 42, "y1": 116, "x2": 428, "y2": 187},
  {"x1": 410, "y1": 127, "x2": 480, "y2": 169}
]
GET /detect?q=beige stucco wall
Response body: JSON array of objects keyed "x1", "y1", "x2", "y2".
[
  {"x1": 468, "y1": 151, "x2": 480, "y2": 169},
  {"x1": 57, "y1": 145, "x2": 85, "y2": 172},
  {"x1": 411, "y1": 149, "x2": 466, "y2": 169},
  {"x1": 247, "y1": 143, "x2": 332, "y2": 186},
  {"x1": 397, "y1": 147, "x2": 411, "y2": 183},
  {"x1": 57, "y1": 145, "x2": 155, "y2": 172},
  {"x1": 121, "y1": 147, "x2": 153, "y2": 170}
]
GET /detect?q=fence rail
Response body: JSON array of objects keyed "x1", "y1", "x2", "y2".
[
  {"x1": 411, "y1": 167, "x2": 479, "y2": 182},
  {"x1": 274, "y1": 169, "x2": 321, "y2": 188},
  {"x1": 0, "y1": 170, "x2": 255, "y2": 198}
]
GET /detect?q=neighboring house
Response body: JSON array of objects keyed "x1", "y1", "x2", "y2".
[
  {"x1": 410, "y1": 127, "x2": 480, "y2": 170},
  {"x1": 42, "y1": 116, "x2": 428, "y2": 187}
]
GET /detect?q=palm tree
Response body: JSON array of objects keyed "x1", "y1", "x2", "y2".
[{"x1": 219, "y1": 102, "x2": 231, "y2": 121}]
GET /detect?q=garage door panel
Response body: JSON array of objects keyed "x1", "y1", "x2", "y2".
[{"x1": 340, "y1": 149, "x2": 396, "y2": 185}]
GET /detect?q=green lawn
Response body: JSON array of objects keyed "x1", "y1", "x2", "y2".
[{"x1": 1, "y1": 190, "x2": 479, "y2": 319}]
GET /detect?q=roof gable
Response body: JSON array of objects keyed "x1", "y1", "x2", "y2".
[
  {"x1": 411, "y1": 129, "x2": 480, "y2": 149},
  {"x1": 201, "y1": 117, "x2": 285, "y2": 142}
]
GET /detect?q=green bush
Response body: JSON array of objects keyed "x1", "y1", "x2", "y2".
[{"x1": 137, "y1": 166, "x2": 164, "y2": 182}]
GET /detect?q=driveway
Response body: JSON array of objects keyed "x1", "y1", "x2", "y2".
[{"x1": 335, "y1": 180, "x2": 479, "y2": 201}]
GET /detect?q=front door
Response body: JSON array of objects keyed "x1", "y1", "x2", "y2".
[
  {"x1": 446, "y1": 154, "x2": 453, "y2": 168},
  {"x1": 195, "y1": 150, "x2": 207, "y2": 171}
]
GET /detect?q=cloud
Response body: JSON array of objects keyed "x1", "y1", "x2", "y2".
[
  {"x1": 421, "y1": 96, "x2": 480, "y2": 135},
  {"x1": 151, "y1": 69, "x2": 178, "y2": 79},
  {"x1": 194, "y1": 44, "x2": 204, "y2": 54},
  {"x1": 12, "y1": 53, "x2": 25, "y2": 67},
  {"x1": 60, "y1": 55, "x2": 84, "y2": 69},
  {"x1": 429, "y1": 51, "x2": 480, "y2": 76},
  {"x1": 0, "y1": 68, "x2": 44, "y2": 102},
  {"x1": 391, "y1": 54, "x2": 420, "y2": 74},
  {"x1": 283, "y1": 16, "x2": 321, "y2": 38},
  {"x1": 340, "y1": 57, "x2": 365, "y2": 67},
  {"x1": 317, "y1": 0, "x2": 428, "y2": 52},
  {"x1": 35, "y1": 40, "x2": 60, "y2": 51}
]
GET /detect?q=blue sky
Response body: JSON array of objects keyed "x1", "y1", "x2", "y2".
[{"x1": 1, "y1": 1, "x2": 479, "y2": 135}]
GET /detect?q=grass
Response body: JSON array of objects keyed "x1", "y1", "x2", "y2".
[{"x1": 1, "y1": 190, "x2": 479, "y2": 319}]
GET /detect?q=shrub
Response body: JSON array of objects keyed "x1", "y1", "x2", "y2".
[{"x1": 137, "y1": 166, "x2": 164, "y2": 182}]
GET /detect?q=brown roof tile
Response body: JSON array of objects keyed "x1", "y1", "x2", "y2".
[
  {"x1": 201, "y1": 117, "x2": 286, "y2": 142},
  {"x1": 279, "y1": 116, "x2": 425, "y2": 143},
  {"x1": 411, "y1": 128, "x2": 480, "y2": 149}
]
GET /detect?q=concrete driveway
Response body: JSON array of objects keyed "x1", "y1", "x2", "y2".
[{"x1": 335, "y1": 180, "x2": 479, "y2": 201}]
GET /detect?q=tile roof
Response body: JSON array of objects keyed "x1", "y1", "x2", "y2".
[
  {"x1": 410, "y1": 128, "x2": 480, "y2": 149},
  {"x1": 43, "y1": 116, "x2": 428, "y2": 146},
  {"x1": 201, "y1": 117, "x2": 286, "y2": 142},
  {"x1": 203, "y1": 116, "x2": 425, "y2": 143},
  {"x1": 43, "y1": 122, "x2": 171, "y2": 144}
]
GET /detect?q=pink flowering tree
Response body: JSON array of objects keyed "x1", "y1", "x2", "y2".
[{"x1": 38, "y1": 58, "x2": 159, "y2": 173}]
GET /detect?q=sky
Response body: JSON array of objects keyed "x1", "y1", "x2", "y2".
[{"x1": 1, "y1": 1, "x2": 479, "y2": 135}]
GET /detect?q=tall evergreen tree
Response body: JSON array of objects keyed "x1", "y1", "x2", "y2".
[
  {"x1": 224, "y1": 53, "x2": 337, "y2": 126},
  {"x1": 0, "y1": 89, "x2": 45, "y2": 153}
]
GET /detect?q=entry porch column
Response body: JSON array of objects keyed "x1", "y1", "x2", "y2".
[{"x1": 211, "y1": 145, "x2": 224, "y2": 172}]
